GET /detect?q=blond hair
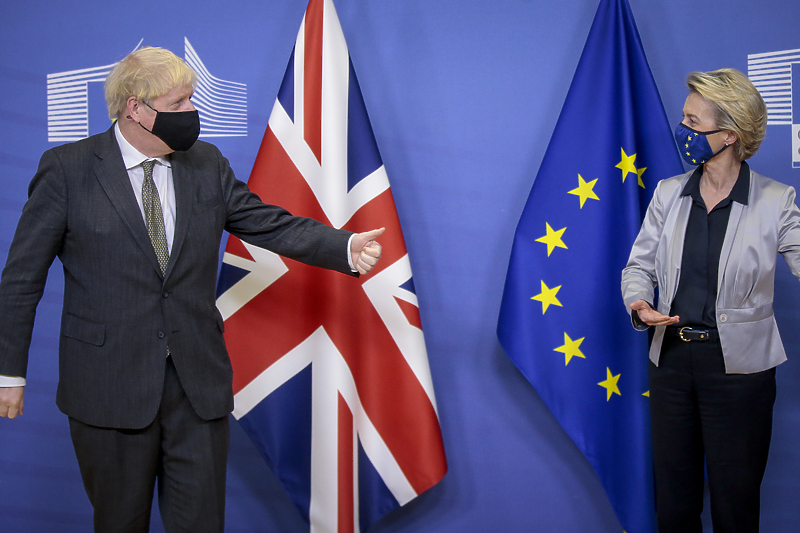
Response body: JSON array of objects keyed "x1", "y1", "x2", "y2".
[
  {"x1": 104, "y1": 47, "x2": 197, "y2": 119},
  {"x1": 686, "y1": 68, "x2": 767, "y2": 161}
]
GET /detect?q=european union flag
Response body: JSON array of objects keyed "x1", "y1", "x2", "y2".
[{"x1": 497, "y1": 0, "x2": 683, "y2": 531}]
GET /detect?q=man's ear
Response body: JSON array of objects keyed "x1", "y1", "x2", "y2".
[{"x1": 125, "y1": 95, "x2": 140, "y2": 122}]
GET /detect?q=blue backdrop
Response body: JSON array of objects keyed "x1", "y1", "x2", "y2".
[{"x1": 1, "y1": 1, "x2": 798, "y2": 531}]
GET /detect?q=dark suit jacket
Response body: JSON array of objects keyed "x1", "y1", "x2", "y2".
[{"x1": 0, "y1": 126, "x2": 354, "y2": 428}]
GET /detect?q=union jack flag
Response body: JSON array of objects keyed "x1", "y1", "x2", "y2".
[{"x1": 215, "y1": 1, "x2": 447, "y2": 531}]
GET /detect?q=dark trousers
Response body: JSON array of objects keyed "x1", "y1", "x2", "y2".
[
  {"x1": 649, "y1": 334, "x2": 776, "y2": 533},
  {"x1": 69, "y1": 356, "x2": 230, "y2": 533}
]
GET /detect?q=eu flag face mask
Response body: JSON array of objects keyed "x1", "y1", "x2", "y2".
[{"x1": 674, "y1": 123, "x2": 729, "y2": 165}]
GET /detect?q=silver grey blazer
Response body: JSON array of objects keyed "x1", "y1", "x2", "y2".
[{"x1": 622, "y1": 167, "x2": 800, "y2": 374}]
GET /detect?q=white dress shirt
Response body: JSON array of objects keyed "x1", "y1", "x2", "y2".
[{"x1": 115, "y1": 122, "x2": 177, "y2": 253}]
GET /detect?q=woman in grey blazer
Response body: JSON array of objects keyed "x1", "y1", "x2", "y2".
[{"x1": 622, "y1": 69, "x2": 800, "y2": 533}]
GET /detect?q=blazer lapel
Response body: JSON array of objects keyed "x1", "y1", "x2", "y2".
[
  {"x1": 663, "y1": 195, "x2": 693, "y2": 305},
  {"x1": 718, "y1": 202, "x2": 744, "y2": 296},
  {"x1": 93, "y1": 127, "x2": 165, "y2": 278}
]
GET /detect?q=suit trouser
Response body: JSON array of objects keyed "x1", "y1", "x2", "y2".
[
  {"x1": 649, "y1": 333, "x2": 776, "y2": 533},
  {"x1": 68, "y1": 356, "x2": 230, "y2": 533}
]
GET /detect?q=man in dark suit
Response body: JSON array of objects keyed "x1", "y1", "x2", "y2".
[{"x1": 0, "y1": 46, "x2": 383, "y2": 532}]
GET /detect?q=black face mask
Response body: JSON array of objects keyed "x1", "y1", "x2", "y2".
[{"x1": 139, "y1": 101, "x2": 200, "y2": 152}]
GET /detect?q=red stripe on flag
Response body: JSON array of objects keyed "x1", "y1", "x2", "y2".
[
  {"x1": 304, "y1": 0, "x2": 324, "y2": 164},
  {"x1": 338, "y1": 394, "x2": 354, "y2": 533},
  {"x1": 394, "y1": 297, "x2": 423, "y2": 330},
  {"x1": 248, "y1": 127, "x2": 332, "y2": 226},
  {"x1": 226, "y1": 264, "x2": 341, "y2": 393},
  {"x1": 224, "y1": 232, "x2": 254, "y2": 262},
  {"x1": 324, "y1": 288, "x2": 446, "y2": 494}
]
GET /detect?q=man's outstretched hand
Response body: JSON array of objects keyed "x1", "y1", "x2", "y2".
[{"x1": 350, "y1": 228, "x2": 385, "y2": 275}]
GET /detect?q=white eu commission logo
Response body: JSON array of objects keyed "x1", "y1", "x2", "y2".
[
  {"x1": 747, "y1": 48, "x2": 800, "y2": 168},
  {"x1": 46, "y1": 38, "x2": 247, "y2": 143}
]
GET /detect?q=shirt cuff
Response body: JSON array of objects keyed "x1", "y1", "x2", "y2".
[
  {"x1": 0, "y1": 375, "x2": 26, "y2": 387},
  {"x1": 347, "y1": 233, "x2": 357, "y2": 272}
]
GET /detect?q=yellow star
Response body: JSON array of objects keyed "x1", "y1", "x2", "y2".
[
  {"x1": 616, "y1": 148, "x2": 638, "y2": 183},
  {"x1": 636, "y1": 166, "x2": 646, "y2": 189},
  {"x1": 598, "y1": 367, "x2": 621, "y2": 401},
  {"x1": 535, "y1": 223, "x2": 568, "y2": 256},
  {"x1": 567, "y1": 174, "x2": 600, "y2": 208},
  {"x1": 554, "y1": 332, "x2": 585, "y2": 365},
  {"x1": 642, "y1": 390, "x2": 650, "y2": 397},
  {"x1": 531, "y1": 281, "x2": 563, "y2": 314}
]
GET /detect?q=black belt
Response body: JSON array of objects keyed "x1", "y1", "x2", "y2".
[{"x1": 667, "y1": 326, "x2": 719, "y2": 342}]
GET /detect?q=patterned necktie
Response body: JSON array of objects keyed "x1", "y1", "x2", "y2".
[{"x1": 141, "y1": 159, "x2": 170, "y2": 275}]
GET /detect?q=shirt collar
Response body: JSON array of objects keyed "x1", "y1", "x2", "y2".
[
  {"x1": 114, "y1": 122, "x2": 171, "y2": 171},
  {"x1": 680, "y1": 160, "x2": 750, "y2": 206},
  {"x1": 729, "y1": 161, "x2": 750, "y2": 205}
]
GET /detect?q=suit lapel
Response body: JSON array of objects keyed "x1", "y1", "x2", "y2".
[
  {"x1": 167, "y1": 151, "x2": 195, "y2": 280},
  {"x1": 93, "y1": 127, "x2": 165, "y2": 278}
]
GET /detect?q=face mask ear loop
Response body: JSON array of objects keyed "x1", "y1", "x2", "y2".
[
  {"x1": 708, "y1": 141, "x2": 731, "y2": 161},
  {"x1": 124, "y1": 98, "x2": 157, "y2": 132},
  {"x1": 138, "y1": 101, "x2": 158, "y2": 134}
]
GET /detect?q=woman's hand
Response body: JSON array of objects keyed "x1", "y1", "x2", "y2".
[{"x1": 630, "y1": 300, "x2": 679, "y2": 327}]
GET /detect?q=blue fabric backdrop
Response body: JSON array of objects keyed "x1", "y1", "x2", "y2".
[{"x1": 1, "y1": 1, "x2": 798, "y2": 531}]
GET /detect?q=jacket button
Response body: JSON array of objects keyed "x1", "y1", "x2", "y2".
[
  {"x1": 162, "y1": 291, "x2": 169, "y2": 298},
  {"x1": 158, "y1": 331, "x2": 166, "y2": 339},
  {"x1": 719, "y1": 314, "x2": 728, "y2": 323}
]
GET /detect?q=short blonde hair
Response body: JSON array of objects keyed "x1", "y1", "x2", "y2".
[
  {"x1": 104, "y1": 47, "x2": 197, "y2": 119},
  {"x1": 686, "y1": 68, "x2": 767, "y2": 161}
]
